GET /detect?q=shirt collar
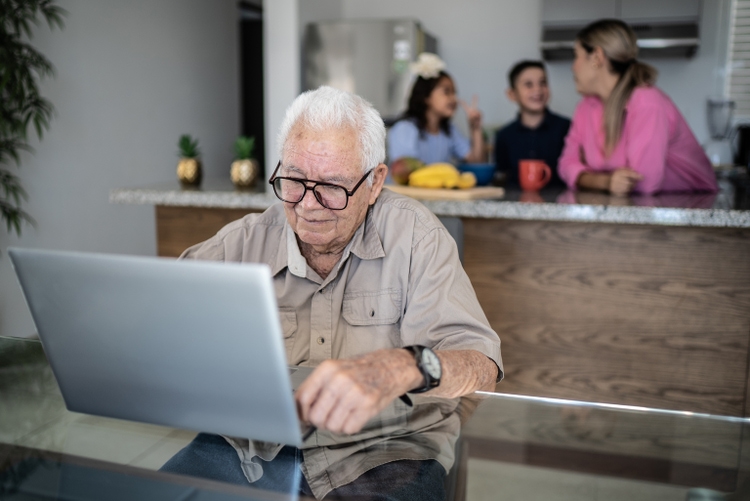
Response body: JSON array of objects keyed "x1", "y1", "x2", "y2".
[
  {"x1": 270, "y1": 203, "x2": 386, "y2": 278},
  {"x1": 516, "y1": 108, "x2": 551, "y2": 131},
  {"x1": 347, "y1": 205, "x2": 386, "y2": 261},
  {"x1": 286, "y1": 225, "x2": 307, "y2": 278},
  {"x1": 268, "y1": 217, "x2": 289, "y2": 277}
]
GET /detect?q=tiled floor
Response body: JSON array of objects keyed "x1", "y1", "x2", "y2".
[{"x1": 1, "y1": 338, "x2": 694, "y2": 500}]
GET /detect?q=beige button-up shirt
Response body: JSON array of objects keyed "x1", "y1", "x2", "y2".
[{"x1": 180, "y1": 189, "x2": 502, "y2": 498}]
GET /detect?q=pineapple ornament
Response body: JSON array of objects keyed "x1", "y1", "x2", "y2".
[
  {"x1": 176, "y1": 134, "x2": 202, "y2": 187},
  {"x1": 230, "y1": 136, "x2": 259, "y2": 189}
]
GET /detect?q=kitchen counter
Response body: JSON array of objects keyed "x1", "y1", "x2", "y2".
[
  {"x1": 110, "y1": 169, "x2": 750, "y2": 228},
  {"x1": 110, "y1": 168, "x2": 750, "y2": 418}
]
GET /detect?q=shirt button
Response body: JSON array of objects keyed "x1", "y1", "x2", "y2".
[
  {"x1": 370, "y1": 310, "x2": 375, "y2": 317},
  {"x1": 317, "y1": 337, "x2": 325, "y2": 345}
]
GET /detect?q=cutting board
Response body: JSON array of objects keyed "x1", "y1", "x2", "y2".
[{"x1": 386, "y1": 185, "x2": 505, "y2": 201}]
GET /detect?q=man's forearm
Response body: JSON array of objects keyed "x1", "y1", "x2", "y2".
[
  {"x1": 428, "y1": 349, "x2": 498, "y2": 398},
  {"x1": 340, "y1": 347, "x2": 498, "y2": 400},
  {"x1": 295, "y1": 347, "x2": 499, "y2": 434}
]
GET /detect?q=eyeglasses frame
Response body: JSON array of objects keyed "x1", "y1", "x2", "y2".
[{"x1": 268, "y1": 161, "x2": 374, "y2": 210}]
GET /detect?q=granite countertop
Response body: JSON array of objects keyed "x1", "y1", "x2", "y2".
[{"x1": 110, "y1": 169, "x2": 750, "y2": 228}]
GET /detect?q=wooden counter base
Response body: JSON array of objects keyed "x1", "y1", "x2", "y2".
[
  {"x1": 156, "y1": 206, "x2": 262, "y2": 257},
  {"x1": 155, "y1": 205, "x2": 750, "y2": 416},
  {"x1": 462, "y1": 219, "x2": 750, "y2": 416}
]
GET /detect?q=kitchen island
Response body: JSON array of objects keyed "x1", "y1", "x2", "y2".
[{"x1": 111, "y1": 170, "x2": 750, "y2": 416}]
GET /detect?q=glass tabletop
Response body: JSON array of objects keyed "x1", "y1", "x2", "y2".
[
  {"x1": 463, "y1": 392, "x2": 750, "y2": 500},
  {"x1": 2, "y1": 336, "x2": 748, "y2": 500}
]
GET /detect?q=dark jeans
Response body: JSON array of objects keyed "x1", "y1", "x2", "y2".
[{"x1": 160, "y1": 433, "x2": 446, "y2": 501}]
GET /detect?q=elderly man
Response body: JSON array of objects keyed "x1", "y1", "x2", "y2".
[{"x1": 161, "y1": 86, "x2": 502, "y2": 500}]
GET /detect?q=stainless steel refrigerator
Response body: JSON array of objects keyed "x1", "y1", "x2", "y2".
[{"x1": 303, "y1": 19, "x2": 438, "y2": 124}]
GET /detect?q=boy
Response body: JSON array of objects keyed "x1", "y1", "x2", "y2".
[{"x1": 494, "y1": 60, "x2": 570, "y2": 188}]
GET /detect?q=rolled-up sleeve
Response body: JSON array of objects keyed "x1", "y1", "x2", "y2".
[{"x1": 402, "y1": 223, "x2": 503, "y2": 380}]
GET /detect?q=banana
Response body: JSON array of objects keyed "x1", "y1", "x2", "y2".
[
  {"x1": 408, "y1": 163, "x2": 461, "y2": 188},
  {"x1": 457, "y1": 172, "x2": 477, "y2": 189},
  {"x1": 409, "y1": 164, "x2": 457, "y2": 181},
  {"x1": 411, "y1": 177, "x2": 445, "y2": 189},
  {"x1": 407, "y1": 163, "x2": 476, "y2": 189}
]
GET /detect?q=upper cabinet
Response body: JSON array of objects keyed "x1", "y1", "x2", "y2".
[
  {"x1": 541, "y1": 0, "x2": 702, "y2": 60},
  {"x1": 542, "y1": 0, "x2": 616, "y2": 25},
  {"x1": 542, "y1": 0, "x2": 701, "y2": 25},
  {"x1": 620, "y1": 0, "x2": 702, "y2": 24}
]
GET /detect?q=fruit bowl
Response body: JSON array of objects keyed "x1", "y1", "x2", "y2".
[{"x1": 458, "y1": 163, "x2": 495, "y2": 186}]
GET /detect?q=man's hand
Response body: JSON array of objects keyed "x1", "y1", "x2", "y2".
[
  {"x1": 608, "y1": 168, "x2": 644, "y2": 196},
  {"x1": 295, "y1": 349, "x2": 422, "y2": 435}
]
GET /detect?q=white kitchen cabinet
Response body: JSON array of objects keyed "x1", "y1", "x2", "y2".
[
  {"x1": 542, "y1": 0, "x2": 701, "y2": 25},
  {"x1": 620, "y1": 0, "x2": 702, "y2": 23},
  {"x1": 541, "y1": 0, "x2": 617, "y2": 25}
]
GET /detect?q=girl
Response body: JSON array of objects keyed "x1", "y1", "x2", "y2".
[
  {"x1": 558, "y1": 20, "x2": 717, "y2": 195},
  {"x1": 388, "y1": 53, "x2": 486, "y2": 165}
]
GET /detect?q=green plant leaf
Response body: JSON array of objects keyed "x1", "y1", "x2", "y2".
[
  {"x1": 177, "y1": 134, "x2": 200, "y2": 158},
  {"x1": 234, "y1": 136, "x2": 255, "y2": 160},
  {"x1": 42, "y1": 4, "x2": 67, "y2": 30},
  {"x1": 1, "y1": 0, "x2": 65, "y2": 239}
]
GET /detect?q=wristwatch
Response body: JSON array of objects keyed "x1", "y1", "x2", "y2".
[{"x1": 404, "y1": 345, "x2": 442, "y2": 393}]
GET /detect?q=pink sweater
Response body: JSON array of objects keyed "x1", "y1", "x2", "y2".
[{"x1": 558, "y1": 87, "x2": 717, "y2": 194}]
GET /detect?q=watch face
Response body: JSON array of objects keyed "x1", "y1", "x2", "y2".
[{"x1": 421, "y1": 349, "x2": 442, "y2": 379}]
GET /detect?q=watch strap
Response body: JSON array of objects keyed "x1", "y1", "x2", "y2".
[{"x1": 404, "y1": 345, "x2": 440, "y2": 394}]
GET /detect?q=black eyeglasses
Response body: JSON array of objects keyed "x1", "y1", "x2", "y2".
[{"x1": 268, "y1": 161, "x2": 373, "y2": 210}]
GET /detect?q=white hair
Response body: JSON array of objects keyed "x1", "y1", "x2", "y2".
[{"x1": 276, "y1": 86, "x2": 386, "y2": 183}]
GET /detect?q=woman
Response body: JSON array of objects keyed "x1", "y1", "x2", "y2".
[
  {"x1": 388, "y1": 53, "x2": 486, "y2": 165},
  {"x1": 558, "y1": 20, "x2": 717, "y2": 195}
]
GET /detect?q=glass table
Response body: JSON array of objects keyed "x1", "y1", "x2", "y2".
[{"x1": 2, "y1": 336, "x2": 748, "y2": 500}]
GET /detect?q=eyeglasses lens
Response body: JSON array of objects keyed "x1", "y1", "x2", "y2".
[
  {"x1": 273, "y1": 178, "x2": 348, "y2": 210},
  {"x1": 275, "y1": 178, "x2": 304, "y2": 202},
  {"x1": 314, "y1": 185, "x2": 347, "y2": 209}
]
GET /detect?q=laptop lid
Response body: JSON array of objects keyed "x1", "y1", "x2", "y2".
[{"x1": 9, "y1": 247, "x2": 306, "y2": 446}]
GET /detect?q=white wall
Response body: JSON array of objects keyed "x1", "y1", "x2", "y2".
[{"x1": 0, "y1": 0, "x2": 240, "y2": 337}]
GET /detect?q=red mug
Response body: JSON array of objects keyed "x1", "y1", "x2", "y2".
[{"x1": 519, "y1": 160, "x2": 552, "y2": 191}]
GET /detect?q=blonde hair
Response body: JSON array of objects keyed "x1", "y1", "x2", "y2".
[{"x1": 577, "y1": 19, "x2": 658, "y2": 155}]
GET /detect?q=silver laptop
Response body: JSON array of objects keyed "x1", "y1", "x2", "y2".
[{"x1": 8, "y1": 247, "x2": 313, "y2": 446}]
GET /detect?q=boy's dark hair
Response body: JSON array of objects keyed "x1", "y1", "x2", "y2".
[
  {"x1": 401, "y1": 70, "x2": 452, "y2": 136},
  {"x1": 508, "y1": 60, "x2": 546, "y2": 89}
]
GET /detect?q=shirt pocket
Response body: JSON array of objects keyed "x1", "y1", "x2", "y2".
[
  {"x1": 341, "y1": 289, "x2": 402, "y2": 352},
  {"x1": 278, "y1": 309, "x2": 297, "y2": 356}
]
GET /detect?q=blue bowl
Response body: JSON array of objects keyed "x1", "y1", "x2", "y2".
[{"x1": 458, "y1": 163, "x2": 495, "y2": 186}]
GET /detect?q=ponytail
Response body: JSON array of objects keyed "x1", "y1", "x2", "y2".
[
  {"x1": 577, "y1": 19, "x2": 658, "y2": 155},
  {"x1": 604, "y1": 60, "x2": 657, "y2": 154}
]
